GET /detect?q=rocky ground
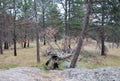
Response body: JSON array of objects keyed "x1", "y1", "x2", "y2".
[{"x1": 0, "y1": 67, "x2": 120, "y2": 81}]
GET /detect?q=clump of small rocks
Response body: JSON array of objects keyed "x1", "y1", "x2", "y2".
[{"x1": 0, "y1": 67, "x2": 120, "y2": 81}]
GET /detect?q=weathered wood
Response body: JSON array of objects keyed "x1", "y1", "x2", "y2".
[{"x1": 45, "y1": 54, "x2": 72, "y2": 70}]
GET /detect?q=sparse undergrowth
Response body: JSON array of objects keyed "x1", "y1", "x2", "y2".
[
  {"x1": 0, "y1": 41, "x2": 120, "y2": 69},
  {"x1": 77, "y1": 49, "x2": 120, "y2": 69}
]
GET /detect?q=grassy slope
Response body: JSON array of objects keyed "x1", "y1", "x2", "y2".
[{"x1": 0, "y1": 40, "x2": 120, "y2": 69}]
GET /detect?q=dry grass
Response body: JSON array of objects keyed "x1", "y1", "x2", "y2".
[
  {"x1": 0, "y1": 42, "x2": 48, "y2": 69},
  {"x1": 0, "y1": 40, "x2": 120, "y2": 69},
  {"x1": 78, "y1": 41, "x2": 120, "y2": 69}
]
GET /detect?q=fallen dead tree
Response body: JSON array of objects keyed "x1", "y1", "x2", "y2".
[
  {"x1": 45, "y1": 53, "x2": 72, "y2": 70},
  {"x1": 44, "y1": 41, "x2": 73, "y2": 70}
]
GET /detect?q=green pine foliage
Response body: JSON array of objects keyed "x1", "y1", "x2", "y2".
[
  {"x1": 68, "y1": 0, "x2": 85, "y2": 36},
  {"x1": 88, "y1": 0, "x2": 120, "y2": 43}
]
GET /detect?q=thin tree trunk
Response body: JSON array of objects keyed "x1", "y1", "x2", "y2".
[
  {"x1": 42, "y1": 1, "x2": 46, "y2": 45},
  {"x1": 101, "y1": 1, "x2": 106, "y2": 56},
  {"x1": 4, "y1": 41, "x2": 9, "y2": 49},
  {"x1": 34, "y1": 0, "x2": 40, "y2": 63},
  {"x1": 100, "y1": 28, "x2": 106, "y2": 56},
  {"x1": 0, "y1": 40, "x2": 3, "y2": 54},
  {"x1": 23, "y1": 41, "x2": 27, "y2": 48},
  {"x1": 0, "y1": 3, "x2": 3, "y2": 54},
  {"x1": 68, "y1": 0, "x2": 71, "y2": 49},
  {"x1": 70, "y1": 0, "x2": 92, "y2": 68},
  {"x1": 63, "y1": 0, "x2": 68, "y2": 50},
  {"x1": 43, "y1": 34, "x2": 46, "y2": 45},
  {"x1": 23, "y1": 35, "x2": 27, "y2": 48},
  {"x1": 13, "y1": 0, "x2": 17, "y2": 56},
  {"x1": 65, "y1": 0, "x2": 68, "y2": 36},
  {"x1": 0, "y1": 30, "x2": 3, "y2": 54},
  {"x1": 27, "y1": 39, "x2": 29, "y2": 47}
]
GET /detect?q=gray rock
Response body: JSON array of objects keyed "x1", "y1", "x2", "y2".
[
  {"x1": 0, "y1": 67, "x2": 120, "y2": 81},
  {"x1": 60, "y1": 67, "x2": 120, "y2": 81}
]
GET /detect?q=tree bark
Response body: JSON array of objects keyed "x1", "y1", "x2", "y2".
[
  {"x1": 70, "y1": 0, "x2": 92, "y2": 68},
  {"x1": 13, "y1": 0, "x2": 17, "y2": 56},
  {"x1": 27, "y1": 39, "x2": 29, "y2": 47},
  {"x1": 0, "y1": 40, "x2": 3, "y2": 54},
  {"x1": 101, "y1": 1, "x2": 106, "y2": 56},
  {"x1": 4, "y1": 41, "x2": 9, "y2": 49},
  {"x1": 42, "y1": 0, "x2": 46, "y2": 45},
  {"x1": 23, "y1": 35, "x2": 27, "y2": 48},
  {"x1": 54, "y1": 35, "x2": 57, "y2": 43},
  {"x1": 101, "y1": 33, "x2": 105, "y2": 56},
  {"x1": 43, "y1": 34, "x2": 46, "y2": 45},
  {"x1": 68, "y1": 0, "x2": 71, "y2": 49},
  {"x1": 63, "y1": 0, "x2": 68, "y2": 51},
  {"x1": 0, "y1": 3, "x2": 3, "y2": 54},
  {"x1": 34, "y1": 0, "x2": 40, "y2": 63},
  {"x1": 23, "y1": 41, "x2": 27, "y2": 48}
]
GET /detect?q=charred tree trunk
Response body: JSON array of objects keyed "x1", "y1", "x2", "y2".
[{"x1": 70, "y1": 0, "x2": 92, "y2": 68}]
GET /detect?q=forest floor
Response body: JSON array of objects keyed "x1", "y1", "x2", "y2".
[
  {"x1": 0, "y1": 39, "x2": 120, "y2": 81},
  {"x1": 0, "y1": 39, "x2": 120, "y2": 69}
]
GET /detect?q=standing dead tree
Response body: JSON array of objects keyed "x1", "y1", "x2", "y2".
[{"x1": 70, "y1": 0, "x2": 92, "y2": 68}]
